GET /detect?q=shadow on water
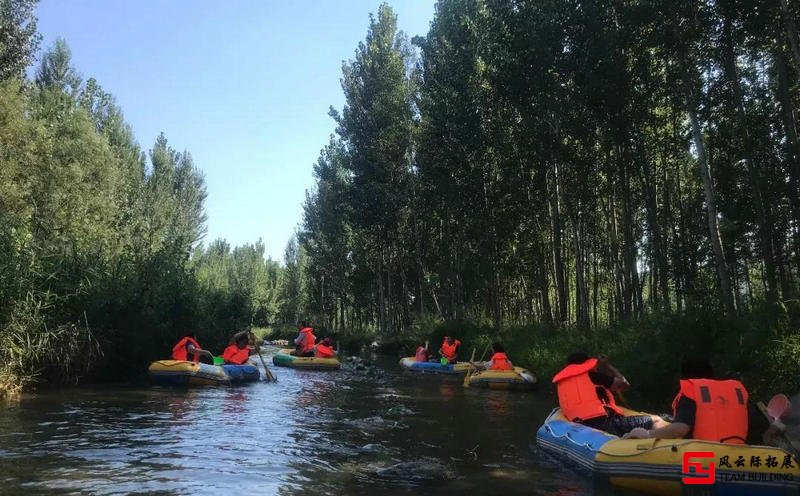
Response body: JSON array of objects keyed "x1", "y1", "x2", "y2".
[{"x1": 0, "y1": 351, "x2": 641, "y2": 495}]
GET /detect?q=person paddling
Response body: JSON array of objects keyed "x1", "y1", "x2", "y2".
[
  {"x1": 222, "y1": 332, "x2": 251, "y2": 365},
  {"x1": 291, "y1": 321, "x2": 316, "y2": 357},
  {"x1": 439, "y1": 336, "x2": 461, "y2": 364},
  {"x1": 171, "y1": 332, "x2": 213, "y2": 364},
  {"x1": 314, "y1": 337, "x2": 337, "y2": 358},
  {"x1": 624, "y1": 358, "x2": 749, "y2": 442},
  {"x1": 483, "y1": 342, "x2": 513, "y2": 370},
  {"x1": 552, "y1": 352, "x2": 669, "y2": 437}
]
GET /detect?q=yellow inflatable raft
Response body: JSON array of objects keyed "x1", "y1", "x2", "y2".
[
  {"x1": 537, "y1": 407, "x2": 800, "y2": 495},
  {"x1": 272, "y1": 349, "x2": 341, "y2": 370},
  {"x1": 465, "y1": 366, "x2": 537, "y2": 390},
  {"x1": 147, "y1": 360, "x2": 260, "y2": 386}
]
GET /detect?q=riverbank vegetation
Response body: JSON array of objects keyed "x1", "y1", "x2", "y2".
[
  {"x1": 296, "y1": 0, "x2": 800, "y2": 398},
  {"x1": 0, "y1": 2, "x2": 303, "y2": 396},
  {"x1": 4, "y1": 0, "x2": 800, "y2": 399}
]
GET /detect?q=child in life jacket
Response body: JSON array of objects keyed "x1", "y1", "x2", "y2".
[
  {"x1": 314, "y1": 337, "x2": 337, "y2": 358},
  {"x1": 222, "y1": 333, "x2": 251, "y2": 365},
  {"x1": 484, "y1": 342, "x2": 514, "y2": 370},
  {"x1": 624, "y1": 358, "x2": 749, "y2": 443},
  {"x1": 553, "y1": 352, "x2": 669, "y2": 437},
  {"x1": 439, "y1": 336, "x2": 461, "y2": 364},
  {"x1": 291, "y1": 321, "x2": 316, "y2": 357},
  {"x1": 171, "y1": 332, "x2": 214, "y2": 363}
]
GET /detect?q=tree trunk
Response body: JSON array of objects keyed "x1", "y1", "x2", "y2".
[
  {"x1": 780, "y1": 0, "x2": 800, "y2": 70},
  {"x1": 550, "y1": 160, "x2": 568, "y2": 324},
  {"x1": 720, "y1": 14, "x2": 778, "y2": 304},
  {"x1": 686, "y1": 97, "x2": 736, "y2": 315}
]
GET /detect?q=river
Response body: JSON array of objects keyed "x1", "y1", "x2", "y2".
[{"x1": 0, "y1": 349, "x2": 630, "y2": 495}]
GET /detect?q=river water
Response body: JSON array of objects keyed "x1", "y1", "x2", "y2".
[{"x1": 0, "y1": 349, "x2": 629, "y2": 495}]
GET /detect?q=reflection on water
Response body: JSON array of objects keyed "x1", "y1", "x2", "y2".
[{"x1": 0, "y1": 352, "x2": 636, "y2": 495}]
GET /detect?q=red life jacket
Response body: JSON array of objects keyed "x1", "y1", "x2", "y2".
[
  {"x1": 489, "y1": 352, "x2": 513, "y2": 370},
  {"x1": 552, "y1": 358, "x2": 622, "y2": 422},
  {"x1": 671, "y1": 378, "x2": 748, "y2": 444},
  {"x1": 298, "y1": 327, "x2": 316, "y2": 352},
  {"x1": 415, "y1": 346, "x2": 428, "y2": 362},
  {"x1": 172, "y1": 336, "x2": 201, "y2": 362},
  {"x1": 222, "y1": 344, "x2": 250, "y2": 365},
  {"x1": 315, "y1": 344, "x2": 335, "y2": 358},
  {"x1": 440, "y1": 338, "x2": 460, "y2": 361}
]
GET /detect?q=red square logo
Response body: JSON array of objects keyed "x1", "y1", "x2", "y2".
[{"x1": 682, "y1": 451, "x2": 716, "y2": 485}]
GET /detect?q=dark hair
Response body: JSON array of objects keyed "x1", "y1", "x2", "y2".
[
  {"x1": 681, "y1": 358, "x2": 714, "y2": 379},
  {"x1": 235, "y1": 334, "x2": 249, "y2": 345},
  {"x1": 567, "y1": 352, "x2": 590, "y2": 365},
  {"x1": 492, "y1": 342, "x2": 505, "y2": 353},
  {"x1": 299, "y1": 321, "x2": 308, "y2": 328}
]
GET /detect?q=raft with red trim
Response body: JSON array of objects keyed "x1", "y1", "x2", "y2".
[
  {"x1": 536, "y1": 407, "x2": 800, "y2": 495},
  {"x1": 147, "y1": 360, "x2": 260, "y2": 386}
]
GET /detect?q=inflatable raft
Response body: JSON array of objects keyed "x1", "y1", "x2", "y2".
[
  {"x1": 273, "y1": 349, "x2": 340, "y2": 370},
  {"x1": 399, "y1": 357, "x2": 471, "y2": 375},
  {"x1": 537, "y1": 407, "x2": 800, "y2": 495},
  {"x1": 465, "y1": 366, "x2": 537, "y2": 390},
  {"x1": 148, "y1": 360, "x2": 260, "y2": 386}
]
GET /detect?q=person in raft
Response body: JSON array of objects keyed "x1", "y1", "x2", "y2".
[
  {"x1": 222, "y1": 332, "x2": 251, "y2": 365},
  {"x1": 415, "y1": 342, "x2": 430, "y2": 362},
  {"x1": 171, "y1": 332, "x2": 214, "y2": 364},
  {"x1": 291, "y1": 321, "x2": 316, "y2": 357},
  {"x1": 439, "y1": 336, "x2": 461, "y2": 364},
  {"x1": 483, "y1": 342, "x2": 514, "y2": 370},
  {"x1": 552, "y1": 352, "x2": 669, "y2": 437},
  {"x1": 624, "y1": 357, "x2": 749, "y2": 442},
  {"x1": 314, "y1": 337, "x2": 337, "y2": 358}
]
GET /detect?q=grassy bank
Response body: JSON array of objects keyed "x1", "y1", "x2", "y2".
[{"x1": 382, "y1": 305, "x2": 800, "y2": 410}]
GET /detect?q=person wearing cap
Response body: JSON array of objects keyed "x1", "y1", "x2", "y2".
[{"x1": 314, "y1": 337, "x2": 337, "y2": 358}]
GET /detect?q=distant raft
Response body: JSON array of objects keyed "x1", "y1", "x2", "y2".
[
  {"x1": 537, "y1": 407, "x2": 800, "y2": 496},
  {"x1": 272, "y1": 349, "x2": 341, "y2": 370},
  {"x1": 399, "y1": 357, "x2": 471, "y2": 375},
  {"x1": 465, "y1": 367, "x2": 537, "y2": 390},
  {"x1": 148, "y1": 360, "x2": 260, "y2": 386}
]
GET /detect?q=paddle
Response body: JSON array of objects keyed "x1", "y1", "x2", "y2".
[
  {"x1": 463, "y1": 348, "x2": 477, "y2": 388},
  {"x1": 250, "y1": 331, "x2": 276, "y2": 382}
]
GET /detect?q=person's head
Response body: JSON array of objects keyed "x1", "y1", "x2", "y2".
[
  {"x1": 299, "y1": 320, "x2": 308, "y2": 329},
  {"x1": 681, "y1": 357, "x2": 714, "y2": 379},
  {"x1": 567, "y1": 352, "x2": 590, "y2": 365},
  {"x1": 492, "y1": 342, "x2": 505, "y2": 353},
  {"x1": 321, "y1": 337, "x2": 332, "y2": 347},
  {"x1": 235, "y1": 335, "x2": 249, "y2": 349}
]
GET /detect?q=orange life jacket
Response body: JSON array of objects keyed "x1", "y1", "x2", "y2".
[
  {"x1": 415, "y1": 346, "x2": 428, "y2": 362},
  {"x1": 172, "y1": 336, "x2": 201, "y2": 362},
  {"x1": 671, "y1": 378, "x2": 748, "y2": 444},
  {"x1": 440, "y1": 338, "x2": 460, "y2": 361},
  {"x1": 489, "y1": 352, "x2": 513, "y2": 370},
  {"x1": 552, "y1": 358, "x2": 622, "y2": 421},
  {"x1": 222, "y1": 344, "x2": 250, "y2": 365},
  {"x1": 315, "y1": 344, "x2": 335, "y2": 358},
  {"x1": 298, "y1": 327, "x2": 316, "y2": 352}
]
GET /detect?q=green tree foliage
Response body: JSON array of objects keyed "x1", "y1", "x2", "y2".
[
  {"x1": 0, "y1": 37, "x2": 284, "y2": 393},
  {"x1": 299, "y1": 0, "x2": 800, "y2": 340},
  {"x1": 0, "y1": 0, "x2": 40, "y2": 80}
]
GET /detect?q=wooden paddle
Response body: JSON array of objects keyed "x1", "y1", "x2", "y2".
[
  {"x1": 463, "y1": 348, "x2": 477, "y2": 388},
  {"x1": 250, "y1": 331, "x2": 276, "y2": 382}
]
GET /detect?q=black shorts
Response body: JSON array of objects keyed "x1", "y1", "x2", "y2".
[{"x1": 582, "y1": 413, "x2": 654, "y2": 437}]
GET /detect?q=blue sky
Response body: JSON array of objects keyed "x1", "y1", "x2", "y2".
[{"x1": 34, "y1": 0, "x2": 434, "y2": 262}]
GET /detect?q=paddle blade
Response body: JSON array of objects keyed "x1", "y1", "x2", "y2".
[{"x1": 768, "y1": 394, "x2": 791, "y2": 421}]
